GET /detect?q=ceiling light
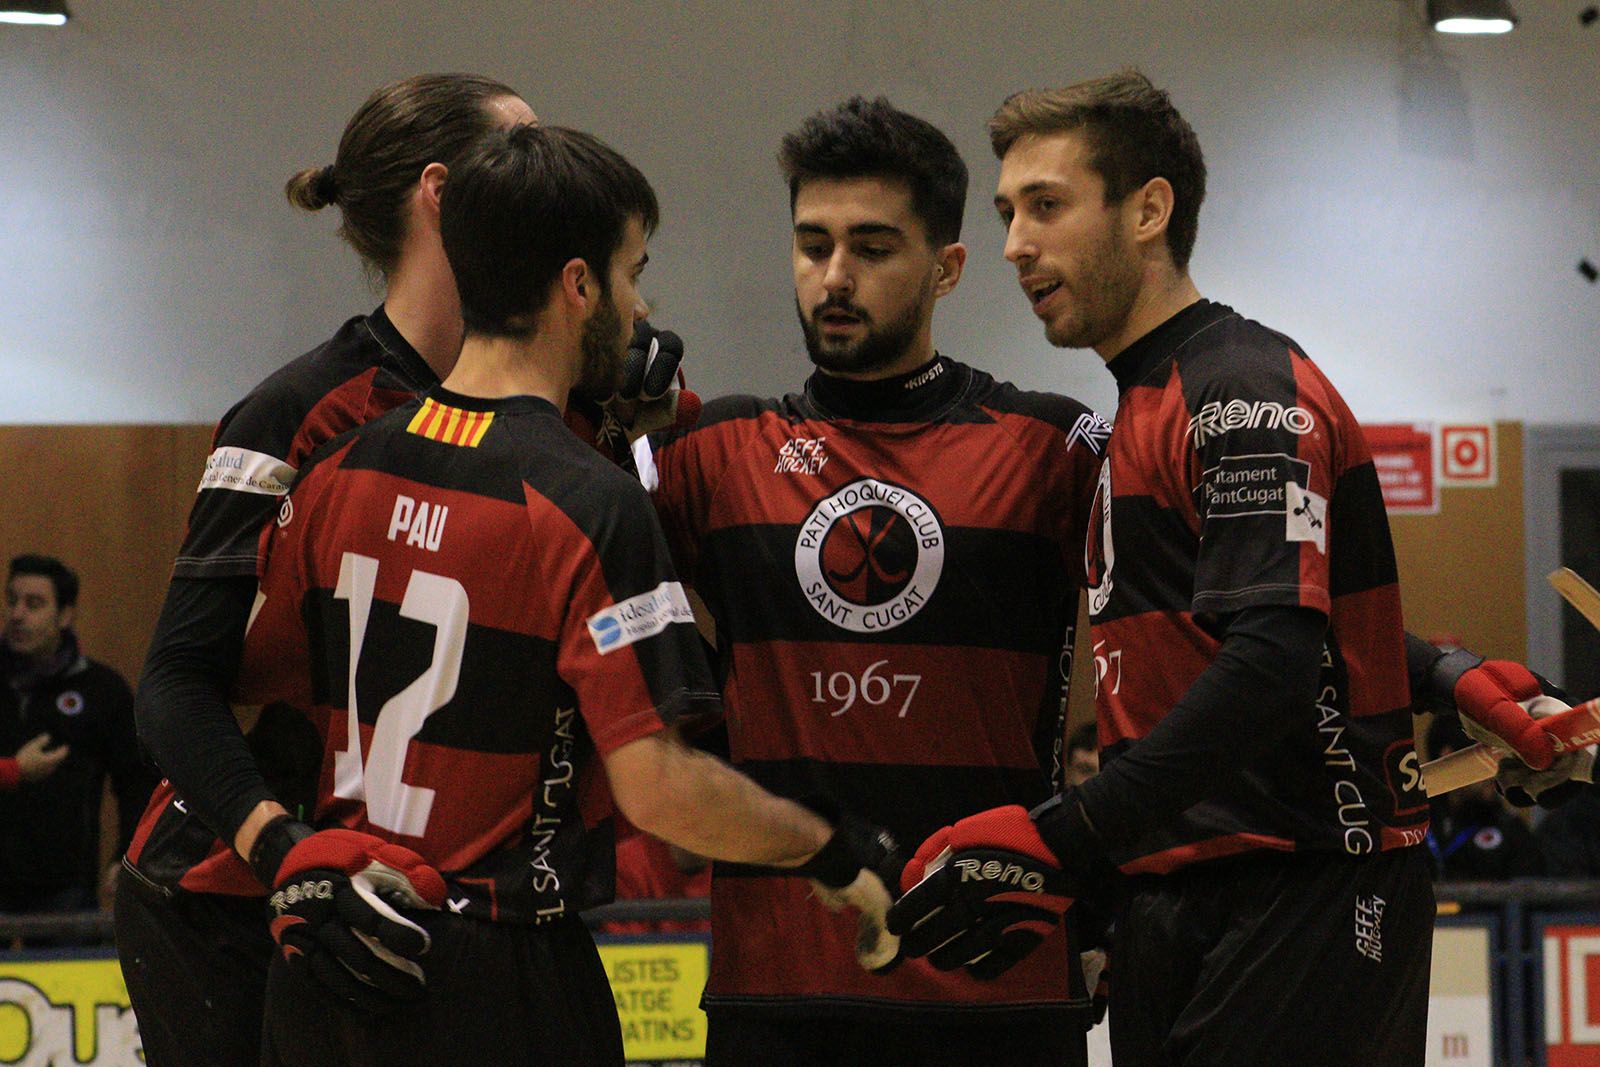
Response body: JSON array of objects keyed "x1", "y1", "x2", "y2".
[
  {"x1": 1428, "y1": 0, "x2": 1518, "y2": 33},
  {"x1": 0, "y1": 0, "x2": 68, "y2": 26}
]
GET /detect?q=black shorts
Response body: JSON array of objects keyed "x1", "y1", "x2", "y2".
[
  {"x1": 262, "y1": 913, "x2": 622, "y2": 1067},
  {"x1": 1110, "y1": 846, "x2": 1433, "y2": 1067},
  {"x1": 113, "y1": 869, "x2": 272, "y2": 1067},
  {"x1": 705, "y1": 1012, "x2": 1088, "y2": 1067}
]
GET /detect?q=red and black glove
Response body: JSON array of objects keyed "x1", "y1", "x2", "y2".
[
  {"x1": 887, "y1": 804, "x2": 1076, "y2": 980},
  {"x1": 1452, "y1": 658, "x2": 1559, "y2": 770},
  {"x1": 251, "y1": 818, "x2": 447, "y2": 1012}
]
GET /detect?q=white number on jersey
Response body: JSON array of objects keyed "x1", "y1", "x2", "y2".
[{"x1": 330, "y1": 551, "x2": 468, "y2": 837}]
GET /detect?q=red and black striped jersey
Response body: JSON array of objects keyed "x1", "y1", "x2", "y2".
[
  {"x1": 126, "y1": 307, "x2": 437, "y2": 896},
  {"x1": 640, "y1": 356, "x2": 1107, "y2": 1020},
  {"x1": 235, "y1": 388, "x2": 718, "y2": 923},
  {"x1": 1088, "y1": 300, "x2": 1425, "y2": 874}
]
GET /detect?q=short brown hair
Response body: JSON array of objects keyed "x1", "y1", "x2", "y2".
[
  {"x1": 441, "y1": 125, "x2": 658, "y2": 339},
  {"x1": 990, "y1": 70, "x2": 1206, "y2": 270}
]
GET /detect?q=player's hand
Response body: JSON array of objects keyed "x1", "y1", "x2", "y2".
[
  {"x1": 794, "y1": 812, "x2": 904, "y2": 972},
  {"x1": 566, "y1": 322, "x2": 701, "y2": 465},
  {"x1": 603, "y1": 322, "x2": 701, "y2": 444},
  {"x1": 256, "y1": 821, "x2": 446, "y2": 1012},
  {"x1": 15, "y1": 733, "x2": 69, "y2": 782},
  {"x1": 1454, "y1": 660, "x2": 1561, "y2": 770},
  {"x1": 1486, "y1": 687, "x2": 1596, "y2": 808},
  {"x1": 887, "y1": 805, "x2": 1074, "y2": 980}
]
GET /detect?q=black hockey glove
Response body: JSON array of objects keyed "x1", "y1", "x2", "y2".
[
  {"x1": 889, "y1": 794, "x2": 1106, "y2": 981},
  {"x1": 251, "y1": 817, "x2": 447, "y2": 1012}
]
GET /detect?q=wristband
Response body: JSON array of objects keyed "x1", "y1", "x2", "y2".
[
  {"x1": 1030, "y1": 790, "x2": 1112, "y2": 885},
  {"x1": 795, "y1": 826, "x2": 863, "y2": 889},
  {"x1": 247, "y1": 813, "x2": 314, "y2": 886},
  {"x1": 1427, "y1": 649, "x2": 1485, "y2": 708}
]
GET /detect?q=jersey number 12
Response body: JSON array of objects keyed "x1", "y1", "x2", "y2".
[{"x1": 331, "y1": 551, "x2": 469, "y2": 837}]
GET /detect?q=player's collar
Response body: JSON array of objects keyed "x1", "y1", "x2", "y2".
[
  {"x1": 1105, "y1": 299, "x2": 1231, "y2": 395},
  {"x1": 368, "y1": 304, "x2": 439, "y2": 391},
  {"x1": 803, "y1": 354, "x2": 966, "y2": 422}
]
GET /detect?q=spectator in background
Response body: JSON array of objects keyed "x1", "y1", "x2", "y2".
[
  {"x1": 1065, "y1": 722, "x2": 1098, "y2": 788},
  {"x1": 605, "y1": 833, "x2": 713, "y2": 936},
  {"x1": 1534, "y1": 781, "x2": 1600, "y2": 877},
  {"x1": 1425, "y1": 714, "x2": 1543, "y2": 880},
  {"x1": 1, "y1": 555, "x2": 156, "y2": 917}
]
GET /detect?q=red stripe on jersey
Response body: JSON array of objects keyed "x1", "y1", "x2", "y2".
[
  {"x1": 283, "y1": 466, "x2": 542, "y2": 637},
  {"x1": 122, "y1": 780, "x2": 168, "y2": 864},
  {"x1": 1331, "y1": 583, "x2": 1409, "y2": 717},
  {"x1": 1118, "y1": 832, "x2": 1296, "y2": 875},
  {"x1": 1093, "y1": 613, "x2": 1217, "y2": 746},
  {"x1": 704, "y1": 415, "x2": 1088, "y2": 541},
  {"x1": 1381, "y1": 825, "x2": 1429, "y2": 851},
  {"x1": 126, "y1": 781, "x2": 266, "y2": 895},
  {"x1": 705, "y1": 873, "x2": 1071, "y2": 1006},
  {"x1": 725, "y1": 640, "x2": 1052, "y2": 769},
  {"x1": 1100, "y1": 378, "x2": 1197, "y2": 515},
  {"x1": 312, "y1": 726, "x2": 538, "y2": 875},
  {"x1": 520, "y1": 484, "x2": 677, "y2": 756},
  {"x1": 286, "y1": 370, "x2": 411, "y2": 473},
  {"x1": 177, "y1": 850, "x2": 263, "y2": 895}
]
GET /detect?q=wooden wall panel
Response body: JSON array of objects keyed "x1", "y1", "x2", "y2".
[
  {"x1": 0, "y1": 424, "x2": 213, "y2": 688},
  {"x1": 1389, "y1": 422, "x2": 1526, "y2": 662},
  {"x1": 0, "y1": 422, "x2": 1533, "y2": 705}
]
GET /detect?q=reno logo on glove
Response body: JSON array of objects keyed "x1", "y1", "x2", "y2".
[
  {"x1": 953, "y1": 858, "x2": 1047, "y2": 893},
  {"x1": 270, "y1": 878, "x2": 335, "y2": 913}
]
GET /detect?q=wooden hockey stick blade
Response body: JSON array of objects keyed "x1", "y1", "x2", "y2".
[
  {"x1": 1422, "y1": 744, "x2": 1502, "y2": 797},
  {"x1": 1550, "y1": 567, "x2": 1600, "y2": 635},
  {"x1": 1422, "y1": 695, "x2": 1600, "y2": 797}
]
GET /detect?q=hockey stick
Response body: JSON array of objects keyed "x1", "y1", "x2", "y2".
[
  {"x1": 1550, "y1": 567, "x2": 1600, "y2": 635},
  {"x1": 1423, "y1": 695, "x2": 1600, "y2": 796}
]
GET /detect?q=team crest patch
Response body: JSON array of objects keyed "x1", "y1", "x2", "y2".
[
  {"x1": 56, "y1": 691, "x2": 84, "y2": 716},
  {"x1": 795, "y1": 479, "x2": 944, "y2": 633}
]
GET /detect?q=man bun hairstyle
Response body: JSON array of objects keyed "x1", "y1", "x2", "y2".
[
  {"x1": 284, "y1": 73, "x2": 521, "y2": 278},
  {"x1": 440, "y1": 124, "x2": 658, "y2": 340},
  {"x1": 779, "y1": 96, "x2": 968, "y2": 247},
  {"x1": 989, "y1": 69, "x2": 1206, "y2": 271}
]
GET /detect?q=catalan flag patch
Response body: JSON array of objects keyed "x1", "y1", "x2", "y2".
[{"x1": 407, "y1": 398, "x2": 495, "y2": 447}]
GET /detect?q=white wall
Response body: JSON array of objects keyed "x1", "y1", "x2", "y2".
[{"x1": 1, "y1": 0, "x2": 1596, "y2": 425}]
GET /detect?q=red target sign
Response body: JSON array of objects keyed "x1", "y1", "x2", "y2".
[{"x1": 1441, "y1": 425, "x2": 1495, "y2": 485}]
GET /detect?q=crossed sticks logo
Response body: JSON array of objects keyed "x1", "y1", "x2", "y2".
[{"x1": 794, "y1": 478, "x2": 945, "y2": 633}]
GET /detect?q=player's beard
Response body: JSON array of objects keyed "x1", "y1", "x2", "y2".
[
  {"x1": 798, "y1": 287, "x2": 930, "y2": 376},
  {"x1": 575, "y1": 287, "x2": 628, "y2": 396},
  {"x1": 1044, "y1": 222, "x2": 1142, "y2": 351}
]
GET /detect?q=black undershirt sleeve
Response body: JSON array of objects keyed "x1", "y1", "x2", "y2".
[
  {"x1": 1074, "y1": 604, "x2": 1326, "y2": 847},
  {"x1": 134, "y1": 575, "x2": 276, "y2": 850}
]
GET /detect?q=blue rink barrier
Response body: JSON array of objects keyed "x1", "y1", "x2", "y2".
[
  {"x1": 5, "y1": 885, "x2": 1600, "y2": 1066},
  {"x1": 1430, "y1": 879, "x2": 1600, "y2": 1066}
]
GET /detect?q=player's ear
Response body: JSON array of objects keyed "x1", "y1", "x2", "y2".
[
  {"x1": 415, "y1": 162, "x2": 449, "y2": 221},
  {"x1": 560, "y1": 258, "x2": 593, "y2": 310},
  {"x1": 1131, "y1": 177, "x2": 1173, "y2": 248},
  {"x1": 933, "y1": 242, "x2": 967, "y2": 297}
]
